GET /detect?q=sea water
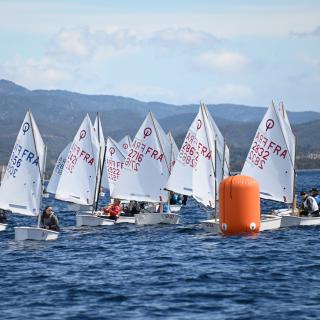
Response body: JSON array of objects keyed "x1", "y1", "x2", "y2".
[{"x1": 0, "y1": 170, "x2": 320, "y2": 319}]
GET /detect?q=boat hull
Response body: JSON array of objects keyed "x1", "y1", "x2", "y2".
[
  {"x1": 76, "y1": 214, "x2": 115, "y2": 227},
  {"x1": 0, "y1": 223, "x2": 7, "y2": 232},
  {"x1": 14, "y1": 227, "x2": 59, "y2": 241},
  {"x1": 201, "y1": 214, "x2": 281, "y2": 234},
  {"x1": 135, "y1": 212, "x2": 179, "y2": 225},
  {"x1": 280, "y1": 215, "x2": 320, "y2": 227}
]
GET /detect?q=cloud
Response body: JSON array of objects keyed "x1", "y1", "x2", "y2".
[
  {"x1": 47, "y1": 26, "x2": 140, "y2": 62},
  {"x1": 291, "y1": 26, "x2": 320, "y2": 37},
  {"x1": 199, "y1": 84, "x2": 254, "y2": 104},
  {"x1": 150, "y1": 27, "x2": 219, "y2": 47},
  {"x1": 1, "y1": 57, "x2": 72, "y2": 89},
  {"x1": 195, "y1": 51, "x2": 249, "y2": 72}
]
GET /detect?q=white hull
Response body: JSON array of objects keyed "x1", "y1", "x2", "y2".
[
  {"x1": 14, "y1": 227, "x2": 59, "y2": 241},
  {"x1": 200, "y1": 219, "x2": 220, "y2": 234},
  {"x1": 135, "y1": 212, "x2": 179, "y2": 225},
  {"x1": 280, "y1": 215, "x2": 320, "y2": 227},
  {"x1": 260, "y1": 214, "x2": 282, "y2": 231},
  {"x1": 76, "y1": 214, "x2": 115, "y2": 227},
  {"x1": 201, "y1": 214, "x2": 281, "y2": 234},
  {"x1": 0, "y1": 223, "x2": 7, "y2": 232},
  {"x1": 67, "y1": 203, "x2": 92, "y2": 212},
  {"x1": 116, "y1": 216, "x2": 135, "y2": 224},
  {"x1": 170, "y1": 204, "x2": 182, "y2": 213}
]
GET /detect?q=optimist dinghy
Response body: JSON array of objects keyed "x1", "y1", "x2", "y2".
[
  {"x1": 0, "y1": 110, "x2": 58, "y2": 240},
  {"x1": 112, "y1": 112, "x2": 179, "y2": 225},
  {"x1": 241, "y1": 101, "x2": 297, "y2": 230}
]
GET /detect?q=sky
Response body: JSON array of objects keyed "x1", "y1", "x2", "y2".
[{"x1": 0, "y1": 0, "x2": 320, "y2": 111}]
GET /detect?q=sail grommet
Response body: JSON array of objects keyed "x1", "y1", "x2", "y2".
[{"x1": 249, "y1": 222, "x2": 256, "y2": 231}]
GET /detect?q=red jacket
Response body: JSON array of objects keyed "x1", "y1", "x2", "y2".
[{"x1": 104, "y1": 204, "x2": 121, "y2": 217}]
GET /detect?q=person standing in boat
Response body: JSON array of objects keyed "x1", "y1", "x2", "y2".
[
  {"x1": 40, "y1": 206, "x2": 60, "y2": 231},
  {"x1": 102, "y1": 198, "x2": 122, "y2": 221},
  {"x1": 300, "y1": 192, "x2": 319, "y2": 217},
  {"x1": 310, "y1": 188, "x2": 320, "y2": 206}
]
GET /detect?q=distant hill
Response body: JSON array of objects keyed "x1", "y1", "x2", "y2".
[{"x1": 0, "y1": 79, "x2": 319, "y2": 172}]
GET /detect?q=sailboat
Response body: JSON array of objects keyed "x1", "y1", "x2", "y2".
[
  {"x1": 241, "y1": 101, "x2": 295, "y2": 230},
  {"x1": 166, "y1": 103, "x2": 225, "y2": 232},
  {"x1": 52, "y1": 114, "x2": 111, "y2": 227},
  {"x1": 0, "y1": 110, "x2": 59, "y2": 240},
  {"x1": 112, "y1": 112, "x2": 179, "y2": 225}
]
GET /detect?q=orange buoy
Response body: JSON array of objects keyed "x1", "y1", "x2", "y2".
[{"x1": 219, "y1": 175, "x2": 260, "y2": 235}]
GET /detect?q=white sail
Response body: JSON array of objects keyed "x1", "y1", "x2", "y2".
[
  {"x1": 241, "y1": 101, "x2": 295, "y2": 203},
  {"x1": 93, "y1": 114, "x2": 106, "y2": 171},
  {"x1": 167, "y1": 131, "x2": 179, "y2": 171},
  {"x1": 46, "y1": 142, "x2": 71, "y2": 194},
  {"x1": 204, "y1": 104, "x2": 230, "y2": 185},
  {"x1": 0, "y1": 111, "x2": 45, "y2": 216},
  {"x1": 102, "y1": 137, "x2": 126, "y2": 194},
  {"x1": 112, "y1": 112, "x2": 171, "y2": 202},
  {"x1": 118, "y1": 135, "x2": 132, "y2": 155},
  {"x1": 166, "y1": 104, "x2": 216, "y2": 207},
  {"x1": 55, "y1": 114, "x2": 100, "y2": 205}
]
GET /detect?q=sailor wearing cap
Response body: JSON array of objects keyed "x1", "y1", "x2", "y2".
[{"x1": 300, "y1": 191, "x2": 319, "y2": 217}]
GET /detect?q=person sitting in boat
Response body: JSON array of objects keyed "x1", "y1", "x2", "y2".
[
  {"x1": 102, "y1": 198, "x2": 122, "y2": 221},
  {"x1": 169, "y1": 192, "x2": 182, "y2": 205},
  {"x1": 157, "y1": 202, "x2": 170, "y2": 213},
  {"x1": 310, "y1": 188, "x2": 320, "y2": 206},
  {"x1": 40, "y1": 206, "x2": 60, "y2": 231},
  {"x1": 300, "y1": 191, "x2": 319, "y2": 217},
  {"x1": 182, "y1": 195, "x2": 188, "y2": 206},
  {"x1": 123, "y1": 200, "x2": 141, "y2": 216},
  {"x1": 0, "y1": 209, "x2": 7, "y2": 222}
]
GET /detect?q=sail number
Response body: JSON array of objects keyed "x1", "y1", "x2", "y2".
[{"x1": 6, "y1": 143, "x2": 39, "y2": 178}]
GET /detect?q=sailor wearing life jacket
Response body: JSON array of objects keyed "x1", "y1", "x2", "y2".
[{"x1": 300, "y1": 191, "x2": 319, "y2": 217}]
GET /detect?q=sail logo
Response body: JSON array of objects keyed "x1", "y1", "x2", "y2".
[
  {"x1": 197, "y1": 119, "x2": 202, "y2": 130},
  {"x1": 109, "y1": 147, "x2": 115, "y2": 156},
  {"x1": 143, "y1": 128, "x2": 152, "y2": 139},
  {"x1": 22, "y1": 122, "x2": 30, "y2": 135},
  {"x1": 265, "y1": 119, "x2": 274, "y2": 131},
  {"x1": 79, "y1": 130, "x2": 86, "y2": 141}
]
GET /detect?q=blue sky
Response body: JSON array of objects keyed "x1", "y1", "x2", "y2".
[{"x1": 0, "y1": 0, "x2": 320, "y2": 111}]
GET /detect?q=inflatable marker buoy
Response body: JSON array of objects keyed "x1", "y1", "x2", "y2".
[{"x1": 219, "y1": 175, "x2": 260, "y2": 235}]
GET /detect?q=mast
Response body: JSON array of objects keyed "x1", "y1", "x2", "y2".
[
  {"x1": 28, "y1": 110, "x2": 46, "y2": 227},
  {"x1": 200, "y1": 103, "x2": 216, "y2": 210},
  {"x1": 92, "y1": 113, "x2": 105, "y2": 212},
  {"x1": 149, "y1": 112, "x2": 171, "y2": 206}
]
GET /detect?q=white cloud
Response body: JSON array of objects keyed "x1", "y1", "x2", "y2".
[
  {"x1": 150, "y1": 28, "x2": 219, "y2": 47},
  {"x1": 1, "y1": 57, "x2": 72, "y2": 89},
  {"x1": 195, "y1": 51, "x2": 249, "y2": 72},
  {"x1": 47, "y1": 26, "x2": 140, "y2": 62}
]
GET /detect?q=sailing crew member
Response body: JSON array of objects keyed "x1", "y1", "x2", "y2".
[
  {"x1": 310, "y1": 188, "x2": 320, "y2": 206},
  {"x1": 300, "y1": 191, "x2": 319, "y2": 217},
  {"x1": 40, "y1": 206, "x2": 60, "y2": 231},
  {"x1": 102, "y1": 199, "x2": 122, "y2": 221}
]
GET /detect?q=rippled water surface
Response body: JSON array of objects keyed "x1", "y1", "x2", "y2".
[{"x1": 1, "y1": 170, "x2": 320, "y2": 319}]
